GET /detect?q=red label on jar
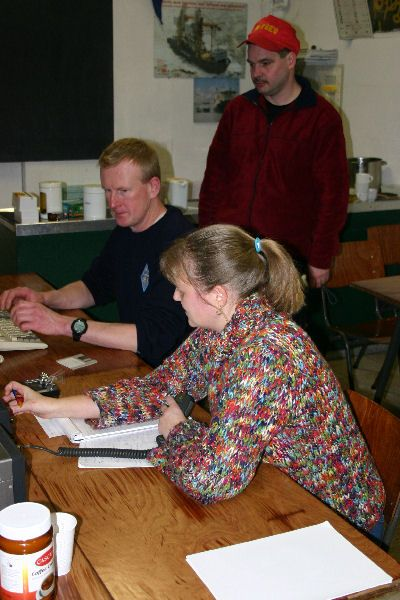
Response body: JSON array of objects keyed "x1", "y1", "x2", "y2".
[{"x1": 36, "y1": 547, "x2": 53, "y2": 567}]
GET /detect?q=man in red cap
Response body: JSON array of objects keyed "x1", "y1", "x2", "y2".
[{"x1": 199, "y1": 15, "x2": 348, "y2": 294}]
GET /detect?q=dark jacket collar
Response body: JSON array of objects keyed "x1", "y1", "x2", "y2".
[{"x1": 243, "y1": 75, "x2": 317, "y2": 110}]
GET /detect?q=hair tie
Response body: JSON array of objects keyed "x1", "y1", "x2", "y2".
[{"x1": 254, "y1": 237, "x2": 268, "y2": 265}]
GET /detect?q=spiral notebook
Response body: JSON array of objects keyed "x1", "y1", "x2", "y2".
[{"x1": 36, "y1": 415, "x2": 158, "y2": 442}]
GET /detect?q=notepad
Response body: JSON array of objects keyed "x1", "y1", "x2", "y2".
[{"x1": 186, "y1": 521, "x2": 392, "y2": 600}]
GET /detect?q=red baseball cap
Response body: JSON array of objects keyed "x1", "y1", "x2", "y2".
[{"x1": 238, "y1": 15, "x2": 300, "y2": 55}]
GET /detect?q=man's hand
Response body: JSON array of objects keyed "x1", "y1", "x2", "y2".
[
  {"x1": 10, "y1": 301, "x2": 71, "y2": 336},
  {"x1": 0, "y1": 287, "x2": 46, "y2": 310},
  {"x1": 308, "y1": 265, "x2": 330, "y2": 288}
]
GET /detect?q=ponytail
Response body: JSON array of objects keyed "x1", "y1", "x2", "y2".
[{"x1": 160, "y1": 224, "x2": 305, "y2": 315}]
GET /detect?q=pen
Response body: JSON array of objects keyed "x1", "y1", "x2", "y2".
[{"x1": 12, "y1": 389, "x2": 24, "y2": 407}]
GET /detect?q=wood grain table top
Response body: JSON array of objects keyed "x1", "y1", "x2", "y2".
[{"x1": 1, "y1": 273, "x2": 399, "y2": 599}]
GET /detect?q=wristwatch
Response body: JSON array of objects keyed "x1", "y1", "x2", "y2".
[{"x1": 71, "y1": 318, "x2": 88, "y2": 342}]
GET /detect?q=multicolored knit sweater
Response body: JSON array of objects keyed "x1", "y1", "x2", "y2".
[{"x1": 88, "y1": 294, "x2": 384, "y2": 531}]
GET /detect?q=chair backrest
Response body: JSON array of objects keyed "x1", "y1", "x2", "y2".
[
  {"x1": 347, "y1": 389, "x2": 400, "y2": 545},
  {"x1": 327, "y1": 240, "x2": 385, "y2": 288},
  {"x1": 367, "y1": 224, "x2": 400, "y2": 267}
]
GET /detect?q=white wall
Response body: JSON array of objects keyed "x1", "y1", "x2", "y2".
[
  {"x1": 286, "y1": 0, "x2": 400, "y2": 187},
  {"x1": 1, "y1": 0, "x2": 399, "y2": 208}
]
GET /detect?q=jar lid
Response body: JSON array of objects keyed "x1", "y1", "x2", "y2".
[
  {"x1": 166, "y1": 177, "x2": 189, "y2": 184},
  {"x1": 0, "y1": 502, "x2": 51, "y2": 541},
  {"x1": 39, "y1": 181, "x2": 63, "y2": 188},
  {"x1": 83, "y1": 184, "x2": 105, "y2": 194}
]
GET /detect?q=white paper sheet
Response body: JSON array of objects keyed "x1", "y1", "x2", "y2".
[
  {"x1": 77, "y1": 426, "x2": 158, "y2": 468},
  {"x1": 36, "y1": 416, "x2": 73, "y2": 438},
  {"x1": 186, "y1": 521, "x2": 392, "y2": 600}
]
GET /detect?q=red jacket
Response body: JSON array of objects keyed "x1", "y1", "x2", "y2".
[{"x1": 199, "y1": 77, "x2": 349, "y2": 269}]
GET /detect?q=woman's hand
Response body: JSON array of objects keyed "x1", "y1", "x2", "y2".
[
  {"x1": 158, "y1": 395, "x2": 187, "y2": 439},
  {"x1": 3, "y1": 381, "x2": 58, "y2": 418}
]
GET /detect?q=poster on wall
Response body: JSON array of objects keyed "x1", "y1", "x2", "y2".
[
  {"x1": 367, "y1": 0, "x2": 400, "y2": 32},
  {"x1": 154, "y1": 1, "x2": 248, "y2": 78},
  {"x1": 299, "y1": 65, "x2": 343, "y2": 110},
  {"x1": 334, "y1": 0, "x2": 400, "y2": 37},
  {"x1": 193, "y1": 77, "x2": 239, "y2": 122},
  {"x1": 333, "y1": 0, "x2": 373, "y2": 38}
]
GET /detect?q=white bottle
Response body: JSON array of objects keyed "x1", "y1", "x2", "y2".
[
  {"x1": 39, "y1": 181, "x2": 63, "y2": 220},
  {"x1": 83, "y1": 184, "x2": 106, "y2": 220}
]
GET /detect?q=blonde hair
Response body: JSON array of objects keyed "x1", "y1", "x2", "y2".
[
  {"x1": 161, "y1": 224, "x2": 304, "y2": 315},
  {"x1": 98, "y1": 138, "x2": 161, "y2": 182}
]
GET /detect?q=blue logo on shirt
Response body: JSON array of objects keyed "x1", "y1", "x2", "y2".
[{"x1": 141, "y1": 264, "x2": 150, "y2": 292}]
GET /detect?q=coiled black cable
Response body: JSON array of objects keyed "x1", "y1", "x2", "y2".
[{"x1": 20, "y1": 443, "x2": 153, "y2": 459}]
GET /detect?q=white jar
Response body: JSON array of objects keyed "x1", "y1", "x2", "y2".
[
  {"x1": 83, "y1": 184, "x2": 106, "y2": 220},
  {"x1": 39, "y1": 181, "x2": 63, "y2": 220}
]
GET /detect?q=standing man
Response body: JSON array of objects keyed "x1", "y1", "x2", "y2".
[
  {"x1": 0, "y1": 138, "x2": 193, "y2": 366},
  {"x1": 199, "y1": 14, "x2": 348, "y2": 289}
]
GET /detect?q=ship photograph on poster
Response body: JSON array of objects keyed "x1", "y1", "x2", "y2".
[{"x1": 154, "y1": 1, "x2": 247, "y2": 78}]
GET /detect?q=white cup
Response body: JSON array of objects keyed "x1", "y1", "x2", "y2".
[
  {"x1": 51, "y1": 512, "x2": 77, "y2": 576},
  {"x1": 368, "y1": 187, "x2": 378, "y2": 201},
  {"x1": 356, "y1": 172, "x2": 373, "y2": 200},
  {"x1": 166, "y1": 177, "x2": 189, "y2": 209}
]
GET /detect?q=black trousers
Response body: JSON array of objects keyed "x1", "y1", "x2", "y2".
[{"x1": 292, "y1": 259, "x2": 329, "y2": 355}]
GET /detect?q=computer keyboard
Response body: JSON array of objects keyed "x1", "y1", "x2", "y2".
[{"x1": 0, "y1": 310, "x2": 48, "y2": 351}]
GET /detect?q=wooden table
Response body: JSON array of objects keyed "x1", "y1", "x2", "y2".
[
  {"x1": 351, "y1": 275, "x2": 400, "y2": 403},
  {"x1": 1, "y1": 274, "x2": 400, "y2": 599}
]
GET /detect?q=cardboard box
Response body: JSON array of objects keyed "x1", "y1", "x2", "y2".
[{"x1": 12, "y1": 192, "x2": 38, "y2": 212}]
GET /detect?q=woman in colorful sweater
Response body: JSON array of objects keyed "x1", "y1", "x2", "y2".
[{"x1": 4, "y1": 224, "x2": 384, "y2": 532}]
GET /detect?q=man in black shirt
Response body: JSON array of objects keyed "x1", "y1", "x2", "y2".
[{"x1": 0, "y1": 138, "x2": 193, "y2": 366}]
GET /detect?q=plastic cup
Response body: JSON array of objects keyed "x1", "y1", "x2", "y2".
[
  {"x1": 368, "y1": 187, "x2": 378, "y2": 201},
  {"x1": 51, "y1": 512, "x2": 77, "y2": 576},
  {"x1": 357, "y1": 190, "x2": 369, "y2": 202}
]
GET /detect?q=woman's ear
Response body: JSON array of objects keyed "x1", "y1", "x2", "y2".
[{"x1": 213, "y1": 285, "x2": 229, "y2": 308}]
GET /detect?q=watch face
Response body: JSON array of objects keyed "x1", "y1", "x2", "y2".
[{"x1": 74, "y1": 320, "x2": 87, "y2": 334}]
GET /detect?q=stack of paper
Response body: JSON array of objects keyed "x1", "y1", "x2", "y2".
[{"x1": 299, "y1": 48, "x2": 338, "y2": 66}]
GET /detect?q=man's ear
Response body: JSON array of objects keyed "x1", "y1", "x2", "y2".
[
  {"x1": 287, "y1": 51, "x2": 297, "y2": 70},
  {"x1": 148, "y1": 176, "x2": 161, "y2": 198}
]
